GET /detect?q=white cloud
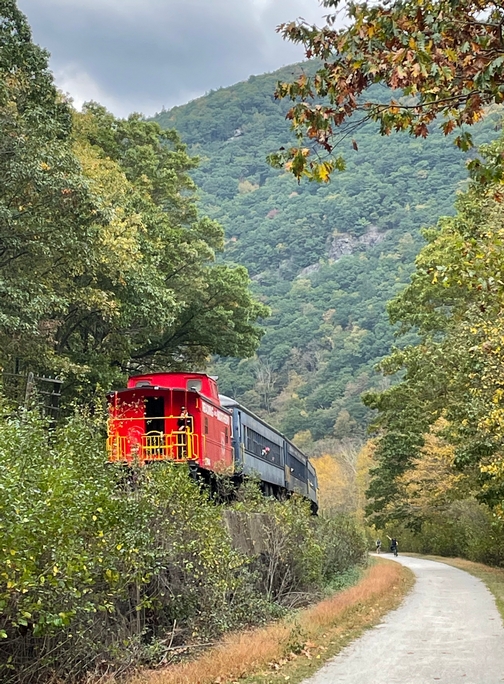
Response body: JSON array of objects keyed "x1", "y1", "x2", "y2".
[
  {"x1": 17, "y1": 0, "x2": 329, "y2": 117},
  {"x1": 55, "y1": 65, "x2": 118, "y2": 111}
]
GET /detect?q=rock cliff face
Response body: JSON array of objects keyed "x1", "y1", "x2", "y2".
[
  {"x1": 328, "y1": 225, "x2": 386, "y2": 261},
  {"x1": 297, "y1": 226, "x2": 387, "y2": 277}
]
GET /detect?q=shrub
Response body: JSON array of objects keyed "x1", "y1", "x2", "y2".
[
  {"x1": 0, "y1": 407, "x2": 367, "y2": 682},
  {"x1": 232, "y1": 485, "x2": 367, "y2": 605},
  {"x1": 0, "y1": 409, "x2": 256, "y2": 681}
]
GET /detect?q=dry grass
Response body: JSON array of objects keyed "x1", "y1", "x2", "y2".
[
  {"x1": 131, "y1": 623, "x2": 291, "y2": 684},
  {"x1": 301, "y1": 560, "x2": 404, "y2": 630},
  {"x1": 131, "y1": 559, "x2": 414, "y2": 684}
]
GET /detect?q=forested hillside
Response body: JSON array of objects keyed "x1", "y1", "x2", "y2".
[{"x1": 154, "y1": 67, "x2": 501, "y2": 445}]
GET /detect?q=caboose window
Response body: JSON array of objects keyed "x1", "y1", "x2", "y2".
[
  {"x1": 225, "y1": 427, "x2": 229, "y2": 444},
  {"x1": 204, "y1": 417, "x2": 209, "y2": 435},
  {"x1": 187, "y1": 379, "x2": 202, "y2": 392}
]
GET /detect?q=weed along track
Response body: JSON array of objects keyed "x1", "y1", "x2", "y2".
[{"x1": 131, "y1": 559, "x2": 413, "y2": 684}]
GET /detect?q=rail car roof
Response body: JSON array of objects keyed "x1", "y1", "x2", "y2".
[
  {"x1": 126, "y1": 372, "x2": 220, "y2": 401},
  {"x1": 219, "y1": 394, "x2": 238, "y2": 407}
]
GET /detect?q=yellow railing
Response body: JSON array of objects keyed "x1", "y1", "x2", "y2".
[{"x1": 107, "y1": 429, "x2": 198, "y2": 463}]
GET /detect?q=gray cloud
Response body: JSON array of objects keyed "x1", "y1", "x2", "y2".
[{"x1": 17, "y1": 0, "x2": 328, "y2": 117}]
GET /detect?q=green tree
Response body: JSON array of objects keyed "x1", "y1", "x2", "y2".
[
  {"x1": 0, "y1": 0, "x2": 105, "y2": 374},
  {"x1": 364, "y1": 132, "x2": 504, "y2": 524},
  {"x1": 69, "y1": 105, "x2": 268, "y2": 388},
  {"x1": 0, "y1": 2, "x2": 267, "y2": 399}
]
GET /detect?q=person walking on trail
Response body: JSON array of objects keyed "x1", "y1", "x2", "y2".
[
  {"x1": 375, "y1": 539, "x2": 382, "y2": 554},
  {"x1": 387, "y1": 535, "x2": 398, "y2": 556}
]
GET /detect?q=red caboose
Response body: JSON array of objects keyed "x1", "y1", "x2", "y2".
[{"x1": 107, "y1": 372, "x2": 233, "y2": 473}]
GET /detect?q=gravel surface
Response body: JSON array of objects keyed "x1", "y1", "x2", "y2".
[{"x1": 303, "y1": 554, "x2": 504, "y2": 684}]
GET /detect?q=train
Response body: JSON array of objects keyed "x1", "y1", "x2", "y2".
[{"x1": 106, "y1": 371, "x2": 318, "y2": 512}]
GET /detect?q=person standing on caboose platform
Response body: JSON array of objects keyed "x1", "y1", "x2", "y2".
[{"x1": 177, "y1": 406, "x2": 193, "y2": 458}]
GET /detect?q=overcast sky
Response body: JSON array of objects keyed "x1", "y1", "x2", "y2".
[{"x1": 17, "y1": 0, "x2": 329, "y2": 118}]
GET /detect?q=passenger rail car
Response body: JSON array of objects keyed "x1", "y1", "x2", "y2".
[
  {"x1": 107, "y1": 372, "x2": 318, "y2": 512},
  {"x1": 220, "y1": 395, "x2": 318, "y2": 512}
]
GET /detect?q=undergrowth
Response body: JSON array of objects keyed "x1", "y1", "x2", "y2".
[
  {"x1": 0, "y1": 408, "x2": 367, "y2": 682},
  {"x1": 135, "y1": 559, "x2": 413, "y2": 684}
]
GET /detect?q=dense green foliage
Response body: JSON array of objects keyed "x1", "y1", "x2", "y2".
[
  {"x1": 0, "y1": 1, "x2": 265, "y2": 402},
  {"x1": 0, "y1": 0, "x2": 103, "y2": 374},
  {"x1": 69, "y1": 105, "x2": 268, "y2": 388},
  {"x1": 385, "y1": 501, "x2": 504, "y2": 566},
  {"x1": 0, "y1": 408, "x2": 366, "y2": 683},
  {"x1": 154, "y1": 68, "x2": 500, "y2": 443},
  {"x1": 364, "y1": 130, "x2": 504, "y2": 535}
]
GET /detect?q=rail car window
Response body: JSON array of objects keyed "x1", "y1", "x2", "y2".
[
  {"x1": 204, "y1": 417, "x2": 209, "y2": 435},
  {"x1": 287, "y1": 452, "x2": 307, "y2": 480},
  {"x1": 187, "y1": 379, "x2": 202, "y2": 392},
  {"x1": 288, "y1": 443, "x2": 305, "y2": 462},
  {"x1": 245, "y1": 427, "x2": 281, "y2": 465},
  {"x1": 225, "y1": 427, "x2": 229, "y2": 444}
]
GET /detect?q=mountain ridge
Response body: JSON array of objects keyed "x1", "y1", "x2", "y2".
[{"x1": 153, "y1": 63, "x2": 501, "y2": 447}]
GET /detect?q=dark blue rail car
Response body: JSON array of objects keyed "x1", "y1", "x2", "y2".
[{"x1": 220, "y1": 395, "x2": 318, "y2": 513}]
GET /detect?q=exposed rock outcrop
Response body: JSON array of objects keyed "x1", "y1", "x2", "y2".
[
  {"x1": 297, "y1": 225, "x2": 388, "y2": 278},
  {"x1": 297, "y1": 263, "x2": 321, "y2": 278},
  {"x1": 328, "y1": 225, "x2": 386, "y2": 261}
]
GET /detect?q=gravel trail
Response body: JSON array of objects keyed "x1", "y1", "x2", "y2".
[{"x1": 303, "y1": 555, "x2": 504, "y2": 684}]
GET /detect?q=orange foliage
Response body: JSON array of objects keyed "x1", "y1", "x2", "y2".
[
  {"x1": 396, "y1": 419, "x2": 467, "y2": 517},
  {"x1": 313, "y1": 440, "x2": 376, "y2": 517},
  {"x1": 313, "y1": 452, "x2": 353, "y2": 513}
]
